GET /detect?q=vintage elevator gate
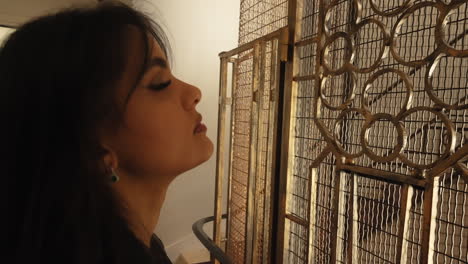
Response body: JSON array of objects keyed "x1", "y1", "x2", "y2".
[{"x1": 212, "y1": 0, "x2": 468, "y2": 263}]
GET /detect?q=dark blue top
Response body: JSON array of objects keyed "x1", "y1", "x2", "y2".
[{"x1": 148, "y1": 234, "x2": 172, "y2": 264}]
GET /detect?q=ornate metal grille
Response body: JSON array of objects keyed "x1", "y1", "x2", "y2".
[{"x1": 214, "y1": 0, "x2": 468, "y2": 263}]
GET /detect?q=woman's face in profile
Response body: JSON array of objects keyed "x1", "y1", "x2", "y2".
[{"x1": 103, "y1": 27, "x2": 214, "y2": 182}]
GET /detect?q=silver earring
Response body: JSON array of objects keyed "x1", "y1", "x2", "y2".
[{"x1": 110, "y1": 168, "x2": 120, "y2": 183}]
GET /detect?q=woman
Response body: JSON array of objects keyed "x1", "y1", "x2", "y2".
[{"x1": 0, "y1": 1, "x2": 213, "y2": 264}]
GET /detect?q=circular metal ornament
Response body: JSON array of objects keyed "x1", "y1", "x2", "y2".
[
  {"x1": 436, "y1": 1, "x2": 468, "y2": 57},
  {"x1": 324, "y1": 0, "x2": 362, "y2": 36},
  {"x1": 362, "y1": 68, "x2": 414, "y2": 117},
  {"x1": 425, "y1": 53, "x2": 468, "y2": 110},
  {"x1": 448, "y1": 0, "x2": 468, "y2": 5},
  {"x1": 398, "y1": 106, "x2": 456, "y2": 169},
  {"x1": 322, "y1": 32, "x2": 354, "y2": 76},
  {"x1": 390, "y1": 2, "x2": 444, "y2": 67},
  {"x1": 333, "y1": 107, "x2": 370, "y2": 158},
  {"x1": 320, "y1": 71, "x2": 357, "y2": 110},
  {"x1": 369, "y1": 0, "x2": 414, "y2": 17},
  {"x1": 361, "y1": 113, "x2": 407, "y2": 163},
  {"x1": 349, "y1": 19, "x2": 391, "y2": 73}
]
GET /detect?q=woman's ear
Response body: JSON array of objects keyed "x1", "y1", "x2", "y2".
[
  {"x1": 102, "y1": 145, "x2": 119, "y2": 173},
  {"x1": 98, "y1": 122, "x2": 120, "y2": 173}
]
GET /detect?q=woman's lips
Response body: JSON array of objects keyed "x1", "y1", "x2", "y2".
[
  {"x1": 194, "y1": 123, "x2": 207, "y2": 134},
  {"x1": 194, "y1": 114, "x2": 207, "y2": 134}
]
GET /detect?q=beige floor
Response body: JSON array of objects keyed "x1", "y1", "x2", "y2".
[{"x1": 174, "y1": 248, "x2": 210, "y2": 264}]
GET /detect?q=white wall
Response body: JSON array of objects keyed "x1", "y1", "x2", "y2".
[
  {"x1": 0, "y1": 0, "x2": 95, "y2": 27},
  {"x1": 0, "y1": 27, "x2": 14, "y2": 45},
  {"x1": 133, "y1": 0, "x2": 240, "y2": 260}
]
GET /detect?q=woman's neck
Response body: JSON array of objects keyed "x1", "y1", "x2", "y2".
[{"x1": 111, "y1": 173, "x2": 170, "y2": 247}]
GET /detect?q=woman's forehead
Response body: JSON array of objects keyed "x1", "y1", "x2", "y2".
[
  {"x1": 149, "y1": 36, "x2": 166, "y2": 61},
  {"x1": 124, "y1": 25, "x2": 166, "y2": 62},
  {"x1": 115, "y1": 27, "x2": 166, "y2": 101}
]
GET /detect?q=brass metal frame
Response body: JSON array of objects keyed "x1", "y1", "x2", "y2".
[
  {"x1": 214, "y1": 0, "x2": 468, "y2": 263},
  {"x1": 214, "y1": 26, "x2": 289, "y2": 264}
]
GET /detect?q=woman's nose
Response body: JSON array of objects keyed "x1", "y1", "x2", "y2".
[
  {"x1": 182, "y1": 80, "x2": 202, "y2": 110},
  {"x1": 193, "y1": 86, "x2": 201, "y2": 105}
]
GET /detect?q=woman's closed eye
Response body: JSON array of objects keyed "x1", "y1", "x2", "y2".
[{"x1": 149, "y1": 80, "x2": 172, "y2": 91}]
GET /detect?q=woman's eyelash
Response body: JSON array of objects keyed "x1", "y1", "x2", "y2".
[{"x1": 149, "y1": 80, "x2": 172, "y2": 91}]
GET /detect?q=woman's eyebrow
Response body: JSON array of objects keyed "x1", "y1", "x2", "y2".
[{"x1": 147, "y1": 57, "x2": 168, "y2": 70}]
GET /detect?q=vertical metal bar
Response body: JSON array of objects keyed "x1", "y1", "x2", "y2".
[
  {"x1": 266, "y1": 36, "x2": 284, "y2": 264},
  {"x1": 420, "y1": 177, "x2": 439, "y2": 264},
  {"x1": 398, "y1": 184, "x2": 413, "y2": 264},
  {"x1": 293, "y1": 1, "x2": 310, "y2": 262},
  {"x1": 274, "y1": 0, "x2": 299, "y2": 262},
  {"x1": 330, "y1": 163, "x2": 342, "y2": 263},
  {"x1": 309, "y1": 0, "x2": 326, "y2": 259},
  {"x1": 261, "y1": 38, "x2": 278, "y2": 263},
  {"x1": 351, "y1": 173, "x2": 359, "y2": 263},
  {"x1": 330, "y1": 10, "x2": 359, "y2": 264},
  {"x1": 262, "y1": 38, "x2": 278, "y2": 264},
  {"x1": 246, "y1": 42, "x2": 261, "y2": 264},
  {"x1": 346, "y1": 172, "x2": 355, "y2": 264},
  {"x1": 252, "y1": 40, "x2": 267, "y2": 264},
  {"x1": 273, "y1": 28, "x2": 294, "y2": 264},
  {"x1": 313, "y1": 0, "x2": 325, "y2": 114},
  {"x1": 336, "y1": 170, "x2": 350, "y2": 263},
  {"x1": 225, "y1": 59, "x2": 238, "y2": 253},
  {"x1": 213, "y1": 56, "x2": 229, "y2": 264},
  {"x1": 272, "y1": 59, "x2": 289, "y2": 264},
  {"x1": 428, "y1": 177, "x2": 440, "y2": 264},
  {"x1": 308, "y1": 166, "x2": 319, "y2": 263}
]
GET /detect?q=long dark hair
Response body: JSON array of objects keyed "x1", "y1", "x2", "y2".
[{"x1": 0, "y1": 1, "x2": 170, "y2": 263}]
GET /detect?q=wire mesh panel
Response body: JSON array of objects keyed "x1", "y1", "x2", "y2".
[
  {"x1": 434, "y1": 168, "x2": 468, "y2": 263},
  {"x1": 239, "y1": 0, "x2": 289, "y2": 45},
  {"x1": 337, "y1": 172, "x2": 403, "y2": 263},
  {"x1": 227, "y1": 49, "x2": 254, "y2": 264},
  {"x1": 405, "y1": 188, "x2": 424, "y2": 263},
  {"x1": 353, "y1": 176, "x2": 402, "y2": 263},
  {"x1": 215, "y1": 31, "x2": 285, "y2": 264}
]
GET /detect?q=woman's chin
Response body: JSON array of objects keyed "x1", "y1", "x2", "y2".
[
  {"x1": 197, "y1": 139, "x2": 214, "y2": 165},
  {"x1": 177, "y1": 139, "x2": 214, "y2": 175},
  {"x1": 205, "y1": 138, "x2": 214, "y2": 158}
]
